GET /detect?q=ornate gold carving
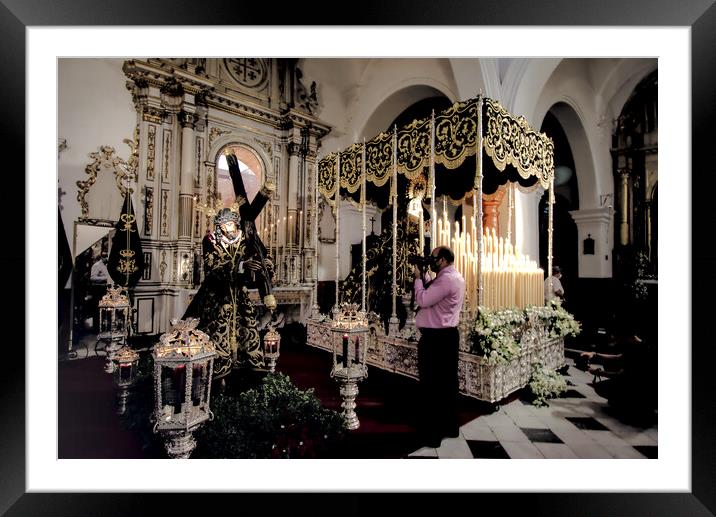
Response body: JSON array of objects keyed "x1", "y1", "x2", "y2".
[
  {"x1": 209, "y1": 126, "x2": 230, "y2": 147},
  {"x1": 142, "y1": 106, "x2": 163, "y2": 124},
  {"x1": 161, "y1": 189, "x2": 169, "y2": 236},
  {"x1": 172, "y1": 250, "x2": 178, "y2": 283},
  {"x1": 483, "y1": 98, "x2": 554, "y2": 189},
  {"x1": 146, "y1": 124, "x2": 156, "y2": 180},
  {"x1": 160, "y1": 250, "x2": 167, "y2": 281},
  {"x1": 76, "y1": 141, "x2": 138, "y2": 220},
  {"x1": 162, "y1": 129, "x2": 172, "y2": 182},
  {"x1": 317, "y1": 95, "x2": 554, "y2": 203},
  {"x1": 144, "y1": 187, "x2": 154, "y2": 236},
  {"x1": 254, "y1": 138, "x2": 272, "y2": 156},
  {"x1": 195, "y1": 137, "x2": 203, "y2": 188}
]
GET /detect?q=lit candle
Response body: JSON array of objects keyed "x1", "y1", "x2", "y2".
[
  {"x1": 289, "y1": 213, "x2": 293, "y2": 249},
  {"x1": 342, "y1": 333, "x2": 349, "y2": 368},
  {"x1": 299, "y1": 210, "x2": 303, "y2": 249}
]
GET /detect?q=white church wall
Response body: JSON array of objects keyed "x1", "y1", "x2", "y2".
[{"x1": 58, "y1": 58, "x2": 137, "y2": 240}]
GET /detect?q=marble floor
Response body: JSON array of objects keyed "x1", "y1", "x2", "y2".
[{"x1": 407, "y1": 358, "x2": 658, "y2": 459}]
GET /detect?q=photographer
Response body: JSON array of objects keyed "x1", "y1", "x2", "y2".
[{"x1": 412, "y1": 246, "x2": 465, "y2": 448}]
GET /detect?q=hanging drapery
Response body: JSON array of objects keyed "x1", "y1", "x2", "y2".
[{"x1": 317, "y1": 96, "x2": 554, "y2": 204}]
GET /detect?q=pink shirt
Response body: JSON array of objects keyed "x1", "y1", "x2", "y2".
[{"x1": 414, "y1": 265, "x2": 465, "y2": 329}]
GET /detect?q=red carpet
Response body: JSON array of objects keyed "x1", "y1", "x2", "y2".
[{"x1": 58, "y1": 331, "x2": 498, "y2": 459}]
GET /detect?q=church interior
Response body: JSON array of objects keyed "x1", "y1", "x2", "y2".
[{"x1": 57, "y1": 57, "x2": 658, "y2": 461}]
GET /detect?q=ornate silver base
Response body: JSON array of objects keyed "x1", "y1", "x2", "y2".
[
  {"x1": 160, "y1": 430, "x2": 197, "y2": 459},
  {"x1": 332, "y1": 366, "x2": 367, "y2": 431},
  {"x1": 116, "y1": 387, "x2": 130, "y2": 415},
  {"x1": 265, "y1": 355, "x2": 278, "y2": 373}
]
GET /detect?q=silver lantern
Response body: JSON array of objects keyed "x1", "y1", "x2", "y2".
[
  {"x1": 330, "y1": 303, "x2": 369, "y2": 430},
  {"x1": 152, "y1": 318, "x2": 216, "y2": 459},
  {"x1": 112, "y1": 345, "x2": 139, "y2": 415},
  {"x1": 98, "y1": 284, "x2": 131, "y2": 372},
  {"x1": 262, "y1": 324, "x2": 281, "y2": 373}
]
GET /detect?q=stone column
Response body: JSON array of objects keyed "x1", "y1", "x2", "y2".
[
  {"x1": 569, "y1": 207, "x2": 615, "y2": 278},
  {"x1": 482, "y1": 187, "x2": 506, "y2": 234},
  {"x1": 178, "y1": 110, "x2": 197, "y2": 240},
  {"x1": 286, "y1": 131, "x2": 301, "y2": 251},
  {"x1": 618, "y1": 168, "x2": 630, "y2": 247}
]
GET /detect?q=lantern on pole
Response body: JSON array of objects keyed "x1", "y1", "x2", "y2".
[
  {"x1": 330, "y1": 303, "x2": 369, "y2": 430},
  {"x1": 112, "y1": 345, "x2": 139, "y2": 415},
  {"x1": 98, "y1": 284, "x2": 131, "y2": 373},
  {"x1": 152, "y1": 318, "x2": 216, "y2": 459}
]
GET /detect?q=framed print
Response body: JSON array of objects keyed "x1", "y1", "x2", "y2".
[{"x1": 6, "y1": 0, "x2": 713, "y2": 514}]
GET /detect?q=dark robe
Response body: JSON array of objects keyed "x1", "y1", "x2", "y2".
[{"x1": 184, "y1": 232, "x2": 262, "y2": 379}]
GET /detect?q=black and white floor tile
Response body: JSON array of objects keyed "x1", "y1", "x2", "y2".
[{"x1": 408, "y1": 358, "x2": 658, "y2": 459}]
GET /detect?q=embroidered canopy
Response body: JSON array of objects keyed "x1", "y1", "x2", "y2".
[{"x1": 318, "y1": 96, "x2": 554, "y2": 206}]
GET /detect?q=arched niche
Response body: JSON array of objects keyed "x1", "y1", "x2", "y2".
[{"x1": 213, "y1": 142, "x2": 267, "y2": 207}]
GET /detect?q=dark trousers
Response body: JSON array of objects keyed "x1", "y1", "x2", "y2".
[{"x1": 417, "y1": 327, "x2": 459, "y2": 445}]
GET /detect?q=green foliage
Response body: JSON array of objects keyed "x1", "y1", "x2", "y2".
[
  {"x1": 528, "y1": 362, "x2": 567, "y2": 407},
  {"x1": 194, "y1": 373, "x2": 347, "y2": 458}
]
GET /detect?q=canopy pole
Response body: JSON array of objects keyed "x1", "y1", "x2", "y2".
[
  {"x1": 361, "y1": 139, "x2": 367, "y2": 313},
  {"x1": 312, "y1": 157, "x2": 320, "y2": 316},
  {"x1": 507, "y1": 182, "x2": 514, "y2": 245},
  {"x1": 476, "y1": 95, "x2": 485, "y2": 308},
  {"x1": 391, "y1": 126, "x2": 398, "y2": 325},
  {"x1": 430, "y1": 110, "x2": 437, "y2": 252},
  {"x1": 335, "y1": 152, "x2": 340, "y2": 312},
  {"x1": 547, "y1": 176, "x2": 554, "y2": 305}
]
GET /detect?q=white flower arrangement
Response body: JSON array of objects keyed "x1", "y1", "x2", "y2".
[
  {"x1": 528, "y1": 361, "x2": 567, "y2": 406},
  {"x1": 470, "y1": 300, "x2": 581, "y2": 365},
  {"x1": 526, "y1": 299, "x2": 581, "y2": 340},
  {"x1": 470, "y1": 306, "x2": 526, "y2": 365}
]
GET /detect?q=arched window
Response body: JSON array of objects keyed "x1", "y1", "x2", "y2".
[{"x1": 215, "y1": 144, "x2": 264, "y2": 207}]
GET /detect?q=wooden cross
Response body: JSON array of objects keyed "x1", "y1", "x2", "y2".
[{"x1": 370, "y1": 216, "x2": 376, "y2": 235}]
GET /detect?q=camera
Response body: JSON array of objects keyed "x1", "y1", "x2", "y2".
[{"x1": 408, "y1": 254, "x2": 436, "y2": 270}]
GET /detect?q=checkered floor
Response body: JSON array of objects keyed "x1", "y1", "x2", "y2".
[{"x1": 407, "y1": 358, "x2": 658, "y2": 459}]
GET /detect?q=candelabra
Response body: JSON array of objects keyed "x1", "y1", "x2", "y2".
[{"x1": 330, "y1": 303, "x2": 369, "y2": 430}]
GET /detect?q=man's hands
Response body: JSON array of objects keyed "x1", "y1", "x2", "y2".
[{"x1": 243, "y1": 258, "x2": 263, "y2": 272}]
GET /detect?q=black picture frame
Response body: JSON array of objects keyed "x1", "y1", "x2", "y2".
[{"x1": 9, "y1": 0, "x2": 712, "y2": 514}]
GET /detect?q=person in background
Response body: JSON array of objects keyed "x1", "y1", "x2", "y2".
[
  {"x1": 412, "y1": 246, "x2": 465, "y2": 448},
  {"x1": 544, "y1": 265, "x2": 565, "y2": 303},
  {"x1": 89, "y1": 251, "x2": 112, "y2": 332},
  {"x1": 90, "y1": 251, "x2": 111, "y2": 285}
]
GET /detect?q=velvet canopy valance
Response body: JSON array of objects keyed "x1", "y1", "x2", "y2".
[{"x1": 317, "y1": 96, "x2": 554, "y2": 206}]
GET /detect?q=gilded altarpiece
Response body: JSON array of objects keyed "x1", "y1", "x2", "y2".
[{"x1": 122, "y1": 58, "x2": 330, "y2": 335}]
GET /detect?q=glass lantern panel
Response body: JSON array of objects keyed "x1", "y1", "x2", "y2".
[
  {"x1": 191, "y1": 363, "x2": 207, "y2": 406},
  {"x1": 101, "y1": 309, "x2": 112, "y2": 333},
  {"x1": 119, "y1": 364, "x2": 132, "y2": 381},
  {"x1": 161, "y1": 365, "x2": 187, "y2": 414},
  {"x1": 116, "y1": 309, "x2": 126, "y2": 332}
]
